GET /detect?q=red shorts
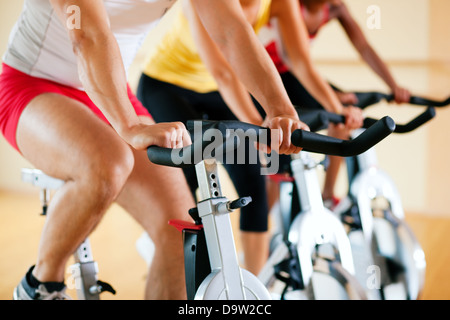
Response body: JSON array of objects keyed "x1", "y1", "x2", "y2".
[{"x1": 0, "y1": 63, "x2": 151, "y2": 152}]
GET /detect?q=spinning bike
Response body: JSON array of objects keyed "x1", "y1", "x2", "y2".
[
  {"x1": 20, "y1": 169, "x2": 116, "y2": 300},
  {"x1": 146, "y1": 116, "x2": 394, "y2": 300},
  {"x1": 258, "y1": 112, "x2": 395, "y2": 300},
  {"x1": 148, "y1": 120, "x2": 272, "y2": 300},
  {"x1": 331, "y1": 92, "x2": 440, "y2": 300}
]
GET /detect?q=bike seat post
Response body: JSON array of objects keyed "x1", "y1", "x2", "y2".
[
  {"x1": 195, "y1": 159, "x2": 246, "y2": 299},
  {"x1": 39, "y1": 188, "x2": 50, "y2": 216},
  {"x1": 21, "y1": 168, "x2": 65, "y2": 216},
  {"x1": 69, "y1": 239, "x2": 101, "y2": 300}
]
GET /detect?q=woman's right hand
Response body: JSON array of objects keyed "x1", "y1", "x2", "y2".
[
  {"x1": 336, "y1": 91, "x2": 359, "y2": 106},
  {"x1": 341, "y1": 105, "x2": 364, "y2": 130},
  {"x1": 121, "y1": 121, "x2": 192, "y2": 151}
]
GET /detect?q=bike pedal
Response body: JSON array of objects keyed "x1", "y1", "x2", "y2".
[{"x1": 95, "y1": 280, "x2": 116, "y2": 295}]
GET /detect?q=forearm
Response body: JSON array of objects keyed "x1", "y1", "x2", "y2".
[
  {"x1": 359, "y1": 45, "x2": 397, "y2": 91},
  {"x1": 183, "y1": 0, "x2": 263, "y2": 125},
  {"x1": 74, "y1": 33, "x2": 141, "y2": 137},
  {"x1": 291, "y1": 63, "x2": 343, "y2": 114},
  {"x1": 51, "y1": 0, "x2": 140, "y2": 140},
  {"x1": 271, "y1": 0, "x2": 342, "y2": 114},
  {"x1": 223, "y1": 29, "x2": 294, "y2": 118},
  {"x1": 337, "y1": 2, "x2": 398, "y2": 92},
  {"x1": 191, "y1": 0, "x2": 296, "y2": 119},
  {"x1": 216, "y1": 76, "x2": 263, "y2": 125}
]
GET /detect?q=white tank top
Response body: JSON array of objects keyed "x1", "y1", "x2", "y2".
[{"x1": 3, "y1": 0, "x2": 176, "y2": 89}]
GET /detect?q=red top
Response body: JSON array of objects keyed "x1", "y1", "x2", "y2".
[{"x1": 266, "y1": 2, "x2": 330, "y2": 73}]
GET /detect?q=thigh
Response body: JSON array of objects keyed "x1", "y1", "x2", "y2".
[
  {"x1": 116, "y1": 147, "x2": 195, "y2": 236},
  {"x1": 16, "y1": 93, "x2": 131, "y2": 182}
]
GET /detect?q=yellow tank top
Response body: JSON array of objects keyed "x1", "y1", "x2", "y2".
[{"x1": 143, "y1": 0, "x2": 272, "y2": 93}]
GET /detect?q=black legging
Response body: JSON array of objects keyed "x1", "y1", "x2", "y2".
[
  {"x1": 280, "y1": 71, "x2": 324, "y2": 110},
  {"x1": 137, "y1": 74, "x2": 269, "y2": 232}
]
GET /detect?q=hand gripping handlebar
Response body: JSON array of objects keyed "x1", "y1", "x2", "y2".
[
  {"x1": 147, "y1": 117, "x2": 395, "y2": 167},
  {"x1": 298, "y1": 107, "x2": 435, "y2": 134},
  {"x1": 291, "y1": 116, "x2": 395, "y2": 157},
  {"x1": 338, "y1": 90, "x2": 449, "y2": 109}
]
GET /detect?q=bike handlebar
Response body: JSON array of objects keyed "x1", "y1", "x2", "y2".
[
  {"x1": 295, "y1": 109, "x2": 329, "y2": 132},
  {"x1": 291, "y1": 116, "x2": 395, "y2": 157},
  {"x1": 299, "y1": 107, "x2": 435, "y2": 134},
  {"x1": 362, "y1": 107, "x2": 436, "y2": 134},
  {"x1": 347, "y1": 91, "x2": 450, "y2": 109},
  {"x1": 147, "y1": 117, "x2": 395, "y2": 167}
]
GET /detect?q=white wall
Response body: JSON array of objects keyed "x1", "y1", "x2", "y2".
[
  {"x1": 0, "y1": 0, "x2": 35, "y2": 193},
  {"x1": 0, "y1": 0, "x2": 449, "y2": 216},
  {"x1": 311, "y1": 0, "x2": 430, "y2": 62}
]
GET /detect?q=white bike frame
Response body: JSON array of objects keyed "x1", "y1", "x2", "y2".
[
  {"x1": 336, "y1": 128, "x2": 426, "y2": 300},
  {"x1": 259, "y1": 152, "x2": 366, "y2": 300},
  {"x1": 193, "y1": 160, "x2": 271, "y2": 300}
]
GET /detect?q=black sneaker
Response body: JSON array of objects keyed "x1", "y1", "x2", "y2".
[{"x1": 13, "y1": 266, "x2": 71, "y2": 300}]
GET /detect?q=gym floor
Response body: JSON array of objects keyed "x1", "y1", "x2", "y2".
[
  {"x1": 1, "y1": 61, "x2": 450, "y2": 300},
  {"x1": 1, "y1": 179, "x2": 450, "y2": 300}
]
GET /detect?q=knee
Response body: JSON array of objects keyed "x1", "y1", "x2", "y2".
[
  {"x1": 82, "y1": 145, "x2": 134, "y2": 203},
  {"x1": 328, "y1": 124, "x2": 350, "y2": 139}
]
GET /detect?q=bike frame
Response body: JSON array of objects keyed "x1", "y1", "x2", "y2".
[
  {"x1": 337, "y1": 128, "x2": 427, "y2": 300},
  {"x1": 259, "y1": 152, "x2": 366, "y2": 300}
]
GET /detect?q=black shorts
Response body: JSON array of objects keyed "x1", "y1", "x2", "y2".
[
  {"x1": 280, "y1": 70, "x2": 325, "y2": 110},
  {"x1": 136, "y1": 74, "x2": 270, "y2": 232}
]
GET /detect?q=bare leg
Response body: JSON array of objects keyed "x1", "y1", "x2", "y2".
[
  {"x1": 16, "y1": 93, "x2": 134, "y2": 282},
  {"x1": 116, "y1": 145, "x2": 195, "y2": 300},
  {"x1": 17, "y1": 94, "x2": 194, "y2": 300},
  {"x1": 266, "y1": 177, "x2": 280, "y2": 213},
  {"x1": 240, "y1": 231, "x2": 269, "y2": 275},
  {"x1": 322, "y1": 124, "x2": 349, "y2": 201}
]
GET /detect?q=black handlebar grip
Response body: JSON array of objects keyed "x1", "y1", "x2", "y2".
[
  {"x1": 147, "y1": 134, "x2": 241, "y2": 168},
  {"x1": 321, "y1": 107, "x2": 434, "y2": 134},
  {"x1": 296, "y1": 109, "x2": 330, "y2": 132},
  {"x1": 400, "y1": 106, "x2": 435, "y2": 133},
  {"x1": 354, "y1": 92, "x2": 393, "y2": 109},
  {"x1": 148, "y1": 120, "x2": 272, "y2": 168},
  {"x1": 147, "y1": 144, "x2": 195, "y2": 168},
  {"x1": 393, "y1": 107, "x2": 436, "y2": 133},
  {"x1": 149, "y1": 116, "x2": 396, "y2": 166},
  {"x1": 317, "y1": 110, "x2": 381, "y2": 130},
  {"x1": 362, "y1": 107, "x2": 435, "y2": 134},
  {"x1": 187, "y1": 120, "x2": 271, "y2": 147},
  {"x1": 291, "y1": 116, "x2": 395, "y2": 157},
  {"x1": 409, "y1": 95, "x2": 450, "y2": 107},
  {"x1": 319, "y1": 111, "x2": 346, "y2": 125},
  {"x1": 291, "y1": 130, "x2": 345, "y2": 156}
]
